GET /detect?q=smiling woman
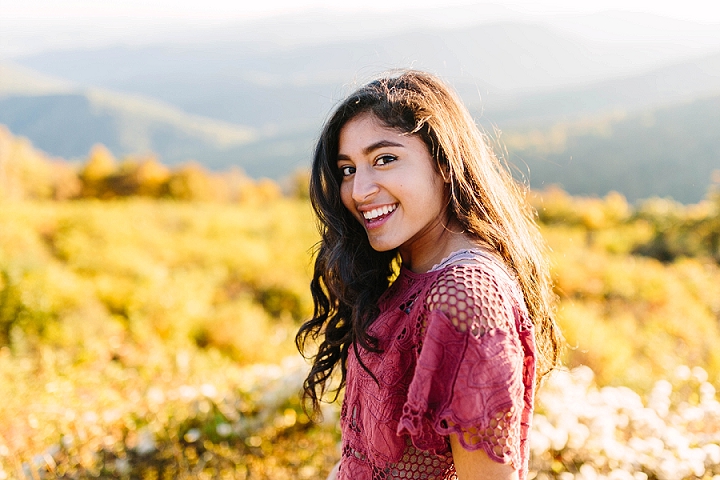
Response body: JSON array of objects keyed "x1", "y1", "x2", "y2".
[
  {"x1": 296, "y1": 70, "x2": 562, "y2": 480},
  {"x1": 336, "y1": 113, "x2": 450, "y2": 264}
]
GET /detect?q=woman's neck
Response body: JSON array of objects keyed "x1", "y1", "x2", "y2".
[{"x1": 399, "y1": 219, "x2": 478, "y2": 273}]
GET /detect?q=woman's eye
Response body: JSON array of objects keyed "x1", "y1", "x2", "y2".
[
  {"x1": 340, "y1": 165, "x2": 355, "y2": 177},
  {"x1": 375, "y1": 155, "x2": 397, "y2": 166}
]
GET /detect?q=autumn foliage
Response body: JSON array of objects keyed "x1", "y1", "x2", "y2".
[
  {"x1": 1, "y1": 125, "x2": 719, "y2": 478},
  {"x1": 0, "y1": 126, "x2": 281, "y2": 203}
]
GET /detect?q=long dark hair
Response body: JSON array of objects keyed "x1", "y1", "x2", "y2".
[{"x1": 296, "y1": 70, "x2": 561, "y2": 415}]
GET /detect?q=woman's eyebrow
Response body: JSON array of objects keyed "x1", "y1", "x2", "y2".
[
  {"x1": 337, "y1": 139, "x2": 406, "y2": 161},
  {"x1": 363, "y1": 140, "x2": 405, "y2": 154}
]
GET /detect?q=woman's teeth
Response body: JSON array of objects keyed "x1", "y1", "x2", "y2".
[{"x1": 363, "y1": 204, "x2": 397, "y2": 220}]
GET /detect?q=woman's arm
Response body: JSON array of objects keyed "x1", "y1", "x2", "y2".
[{"x1": 450, "y1": 434, "x2": 519, "y2": 480}]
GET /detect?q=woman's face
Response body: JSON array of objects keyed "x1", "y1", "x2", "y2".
[{"x1": 337, "y1": 112, "x2": 450, "y2": 261}]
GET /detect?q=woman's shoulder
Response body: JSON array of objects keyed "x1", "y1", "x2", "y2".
[
  {"x1": 420, "y1": 248, "x2": 527, "y2": 334},
  {"x1": 429, "y1": 248, "x2": 517, "y2": 288},
  {"x1": 387, "y1": 247, "x2": 524, "y2": 317}
]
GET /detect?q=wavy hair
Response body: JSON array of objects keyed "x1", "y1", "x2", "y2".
[{"x1": 296, "y1": 70, "x2": 561, "y2": 415}]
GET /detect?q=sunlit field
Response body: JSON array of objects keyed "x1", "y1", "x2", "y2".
[{"x1": 1, "y1": 134, "x2": 719, "y2": 478}]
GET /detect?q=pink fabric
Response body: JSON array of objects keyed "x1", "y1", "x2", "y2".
[{"x1": 337, "y1": 251, "x2": 536, "y2": 480}]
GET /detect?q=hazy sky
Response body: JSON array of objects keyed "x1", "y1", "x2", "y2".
[
  {"x1": 4, "y1": 0, "x2": 720, "y2": 22},
  {"x1": 2, "y1": 0, "x2": 720, "y2": 58}
]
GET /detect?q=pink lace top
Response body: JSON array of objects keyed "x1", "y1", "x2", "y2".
[{"x1": 337, "y1": 250, "x2": 536, "y2": 480}]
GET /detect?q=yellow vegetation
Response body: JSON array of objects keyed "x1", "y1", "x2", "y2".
[{"x1": 1, "y1": 127, "x2": 719, "y2": 478}]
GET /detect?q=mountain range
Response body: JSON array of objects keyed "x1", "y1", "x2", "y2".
[{"x1": 1, "y1": 11, "x2": 719, "y2": 202}]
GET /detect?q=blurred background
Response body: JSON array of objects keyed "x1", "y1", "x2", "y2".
[
  {"x1": 2, "y1": 0, "x2": 720, "y2": 201},
  {"x1": 1, "y1": 1, "x2": 720, "y2": 479}
]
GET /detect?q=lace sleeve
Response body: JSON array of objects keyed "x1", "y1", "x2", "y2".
[{"x1": 396, "y1": 264, "x2": 534, "y2": 469}]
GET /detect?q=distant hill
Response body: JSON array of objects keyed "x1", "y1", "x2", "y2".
[
  {"x1": 2, "y1": 57, "x2": 719, "y2": 202},
  {"x1": 15, "y1": 20, "x2": 711, "y2": 130},
  {"x1": 481, "y1": 51, "x2": 720, "y2": 127},
  {"x1": 4, "y1": 17, "x2": 720, "y2": 202},
  {"x1": 0, "y1": 62, "x2": 76, "y2": 96},
  {"x1": 0, "y1": 64, "x2": 256, "y2": 163},
  {"x1": 502, "y1": 95, "x2": 720, "y2": 203}
]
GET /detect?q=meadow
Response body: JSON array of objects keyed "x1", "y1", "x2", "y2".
[{"x1": 1, "y1": 131, "x2": 719, "y2": 479}]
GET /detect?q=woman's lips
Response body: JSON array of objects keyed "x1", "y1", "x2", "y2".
[{"x1": 362, "y1": 204, "x2": 398, "y2": 229}]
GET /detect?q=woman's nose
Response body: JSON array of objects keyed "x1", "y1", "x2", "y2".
[{"x1": 351, "y1": 169, "x2": 379, "y2": 203}]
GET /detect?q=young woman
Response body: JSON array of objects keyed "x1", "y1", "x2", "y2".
[{"x1": 296, "y1": 70, "x2": 561, "y2": 480}]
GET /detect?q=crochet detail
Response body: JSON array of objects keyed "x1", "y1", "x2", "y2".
[
  {"x1": 445, "y1": 408, "x2": 516, "y2": 458},
  {"x1": 342, "y1": 438, "x2": 455, "y2": 480},
  {"x1": 337, "y1": 252, "x2": 535, "y2": 480},
  {"x1": 425, "y1": 264, "x2": 513, "y2": 337}
]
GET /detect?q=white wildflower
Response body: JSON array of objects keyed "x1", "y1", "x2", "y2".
[
  {"x1": 567, "y1": 423, "x2": 590, "y2": 449},
  {"x1": 81, "y1": 411, "x2": 98, "y2": 424},
  {"x1": 571, "y1": 365, "x2": 595, "y2": 387},
  {"x1": 645, "y1": 437, "x2": 665, "y2": 457},
  {"x1": 608, "y1": 469, "x2": 634, "y2": 480},
  {"x1": 673, "y1": 365, "x2": 691, "y2": 381},
  {"x1": 115, "y1": 458, "x2": 130, "y2": 475},
  {"x1": 703, "y1": 443, "x2": 720, "y2": 465},
  {"x1": 578, "y1": 464, "x2": 598, "y2": 480},
  {"x1": 691, "y1": 366, "x2": 708, "y2": 383},
  {"x1": 102, "y1": 408, "x2": 122, "y2": 423},
  {"x1": 700, "y1": 382, "x2": 717, "y2": 404},
  {"x1": 648, "y1": 380, "x2": 672, "y2": 417},
  {"x1": 663, "y1": 426, "x2": 690, "y2": 450},
  {"x1": 184, "y1": 428, "x2": 201, "y2": 443},
  {"x1": 299, "y1": 465, "x2": 318, "y2": 478},
  {"x1": 530, "y1": 415, "x2": 553, "y2": 454},
  {"x1": 683, "y1": 447, "x2": 707, "y2": 477},
  {"x1": 529, "y1": 429, "x2": 551, "y2": 455},
  {"x1": 550, "y1": 427, "x2": 569, "y2": 451},
  {"x1": 146, "y1": 386, "x2": 165, "y2": 405},
  {"x1": 176, "y1": 350, "x2": 191, "y2": 370},
  {"x1": 216, "y1": 423, "x2": 232, "y2": 437},
  {"x1": 135, "y1": 428, "x2": 156, "y2": 455},
  {"x1": 178, "y1": 385, "x2": 197, "y2": 401},
  {"x1": 200, "y1": 383, "x2": 217, "y2": 398},
  {"x1": 61, "y1": 434, "x2": 74, "y2": 448}
]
